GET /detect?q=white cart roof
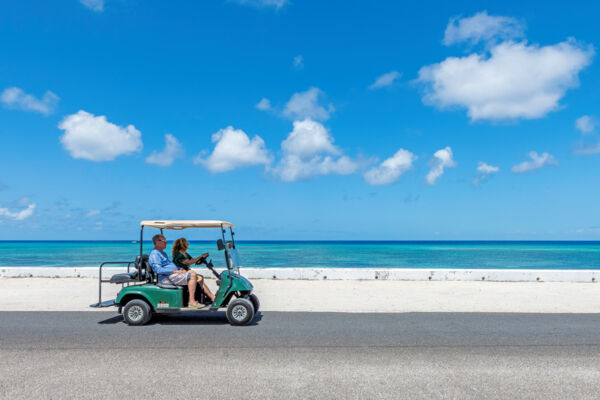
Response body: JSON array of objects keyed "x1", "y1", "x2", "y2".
[{"x1": 140, "y1": 220, "x2": 234, "y2": 230}]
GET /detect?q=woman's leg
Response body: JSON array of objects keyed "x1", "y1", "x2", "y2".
[
  {"x1": 187, "y1": 272, "x2": 197, "y2": 304},
  {"x1": 201, "y1": 280, "x2": 216, "y2": 301}
]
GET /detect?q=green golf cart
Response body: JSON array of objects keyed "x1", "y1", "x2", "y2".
[{"x1": 91, "y1": 220, "x2": 259, "y2": 326}]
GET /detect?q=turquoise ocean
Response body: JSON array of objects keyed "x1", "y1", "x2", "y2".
[{"x1": 1, "y1": 241, "x2": 600, "y2": 269}]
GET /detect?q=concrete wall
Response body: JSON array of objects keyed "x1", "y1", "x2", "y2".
[{"x1": 1, "y1": 267, "x2": 598, "y2": 282}]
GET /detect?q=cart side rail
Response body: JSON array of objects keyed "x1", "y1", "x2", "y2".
[{"x1": 90, "y1": 261, "x2": 135, "y2": 308}]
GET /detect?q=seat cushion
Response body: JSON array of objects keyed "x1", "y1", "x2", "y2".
[
  {"x1": 157, "y1": 281, "x2": 181, "y2": 290},
  {"x1": 109, "y1": 272, "x2": 138, "y2": 284}
]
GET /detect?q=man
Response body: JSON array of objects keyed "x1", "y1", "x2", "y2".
[{"x1": 148, "y1": 234, "x2": 203, "y2": 308}]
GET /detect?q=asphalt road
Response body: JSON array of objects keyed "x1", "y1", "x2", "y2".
[{"x1": 1, "y1": 311, "x2": 600, "y2": 399}]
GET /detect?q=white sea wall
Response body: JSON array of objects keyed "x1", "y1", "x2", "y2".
[{"x1": 0, "y1": 267, "x2": 598, "y2": 282}]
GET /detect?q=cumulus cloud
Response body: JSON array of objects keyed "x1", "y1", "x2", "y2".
[
  {"x1": 255, "y1": 98, "x2": 271, "y2": 111},
  {"x1": 0, "y1": 203, "x2": 36, "y2": 221},
  {"x1": 369, "y1": 71, "x2": 401, "y2": 90},
  {"x1": 58, "y1": 111, "x2": 143, "y2": 162},
  {"x1": 426, "y1": 147, "x2": 456, "y2": 185},
  {"x1": 293, "y1": 55, "x2": 304, "y2": 69},
  {"x1": 232, "y1": 0, "x2": 287, "y2": 9},
  {"x1": 79, "y1": 0, "x2": 104, "y2": 12},
  {"x1": 472, "y1": 161, "x2": 500, "y2": 185},
  {"x1": 145, "y1": 134, "x2": 184, "y2": 167},
  {"x1": 443, "y1": 11, "x2": 525, "y2": 46},
  {"x1": 1, "y1": 87, "x2": 59, "y2": 115},
  {"x1": 575, "y1": 115, "x2": 597, "y2": 134},
  {"x1": 511, "y1": 151, "x2": 558, "y2": 173},
  {"x1": 273, "y1": 119, "x2": 357, "y2": 182},
  {"x1": 283, "y1": 87, "x2": 334, "y2": 121},
  {"x1": 420, "y1": 12, "x2": 594, "y2": 122},
  {"x1": 419, "y1": 40, "x2": 593, "y2": 121},
  {"x1": 195, "y1": 126, "x2": 271, "y2": 173},
  {"x1": 363, "y1": 149, "x2": 416, "y2": 186},
  {"x1": 281, "y1": 118, "x2": 339, "y2": 157}
]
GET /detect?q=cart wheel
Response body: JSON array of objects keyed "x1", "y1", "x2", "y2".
[
  {"x1": 249, "y1": 293, "x2": 260, "y2": 313},
  {"x1": 226, "y1": 298, "x2": 255, "y2": 326},
  {"x1": 123, "y1": 299, "x2": 151, "y2": 326}
]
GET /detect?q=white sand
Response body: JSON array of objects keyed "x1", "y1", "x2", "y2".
[{"x1": 1, "y1": 277, "x2": 599, "y2": 313}]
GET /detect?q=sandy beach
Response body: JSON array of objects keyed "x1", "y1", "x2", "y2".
[{"x1": 1, "y1": 276, "x2": 599, "y2": 313}]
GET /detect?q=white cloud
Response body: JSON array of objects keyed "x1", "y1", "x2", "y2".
[
  {"x1": 293, "y1": 55, "x2": 304, "y2": 69},
  {"x1": 476, "y1": 161, "x2": 500, "y2": 174},
  {"x1": 79, "y1": 0, "x2": 104, "y2": 12},
  {"x1": 575, "y1": 115, "x2": 597, "y2": 134},
  {"x1": 443, "y1": 11, "x2": 525, "y2": 46},
  {"x1": 1, "y1": 87, "x2": 59, "y2": 115},
  {"x1": 273, "y1": 119, "x2": 357, "y2": 182},
  {"x1": 283, "y1": 87, "x2": 334, "y2": 121},
  {"x1": 281, "y1": 118, "x2": 340, "y2": 157},
  {"x1": 195, "y1": 126, "x2": 271, "y2": 173},
  {"x1": 255, "y1": 98, "x2": 271, "y2": 111},
  {"x1": 418, "y1": 39, "x2": 593, "y2": 121},
  {"x1": 426, "y1": 147, "x2": 456, "y2": 185},
  {"x1": 86, "y1": 209, "x2": 100, "y2": 217},
  {"x1": 145, "y1": 134, "x2": 183, "y2": 167},
  {"x1": 0, "y1": 203, "x2": 35, "y2": 221},
  {"x1": 472, "y1": 161, "x2": 500, "y2": 185},
  {"x1": 363, "y1": 149, "x2": 416, "y2": 186},
  {"x1": 511, "y1": 151, "x2": 558, "y2": 173},
  {"x1": 574, "y1": 141, "x2": 600, "y2": 155},
  {"x1": 275, "y1": 154, "x2": 357, "y2": 182},
  {"x1": 368, "y1": 71, "x2": 401, "y2": 90},
  {"x1": 232, "y1": 0, "x2": 287, "y2": 9},
  {"x1": 58, "y1": 110, "x2": 143, "y2": 162}
]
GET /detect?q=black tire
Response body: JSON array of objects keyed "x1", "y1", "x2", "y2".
[
  {"x1": 249, "y1": 293, "x2": 260, "y2": 313},
  {"x1": 226, "y1": 298, "x2": 255, "y2": 326},
  {"x1": 123, "y1": 299, "x2": 152, "y2": 326}
]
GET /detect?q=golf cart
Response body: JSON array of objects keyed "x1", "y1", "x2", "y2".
[{"x1": 91, "y1": 220, "x2": 259, "y2": 326}]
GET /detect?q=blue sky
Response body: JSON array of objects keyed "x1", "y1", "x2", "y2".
[{"x1": 0, "y1": 0, "x2": 599, "y2": 240}]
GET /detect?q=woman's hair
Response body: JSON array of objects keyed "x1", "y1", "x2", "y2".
[{"x1": 172, "y1": 238, "x2": 189, "y2": 258}]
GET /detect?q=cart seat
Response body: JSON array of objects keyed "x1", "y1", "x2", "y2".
[
  {"x1": 109, "y1": 271, "x2": 139, "y2": 284},
  {"x1": 135, "y1": 254, "x2": 152, "y2": 282},
  {"x1": 157, "y1": 280, "x2": 182, "y2": 290}
]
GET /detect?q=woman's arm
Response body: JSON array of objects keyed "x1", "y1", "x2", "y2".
[
  {"x1": 180, "y1": 252, "x2": 209, "y2": 266},
  {"x1": 181, "y1": 258, "x2": 197, "y2": 266}
]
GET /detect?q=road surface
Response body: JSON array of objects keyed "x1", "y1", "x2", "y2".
[{"x1": 1, "y1": 311, "x2": 599, "y2": 399}]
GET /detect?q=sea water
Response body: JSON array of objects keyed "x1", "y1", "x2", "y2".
[{"x1": 1, "y1": 241, "x2": 599, "y2": 269}]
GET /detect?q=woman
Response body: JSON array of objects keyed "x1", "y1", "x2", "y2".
[{"x1": 172, "y1": 238, "x2": 216, "y2": 302}]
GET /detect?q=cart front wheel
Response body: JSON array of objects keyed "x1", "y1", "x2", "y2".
[
  {"x1": 123, "y1": 299, "x2": 151, "y2": 326},
  {"x1": 227, "y1": 298, "x2": 255, "y2": 326}
]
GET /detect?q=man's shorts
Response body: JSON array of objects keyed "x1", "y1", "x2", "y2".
[{"x1": 163, "y1": 272, "x2": 190, "y2": 286}]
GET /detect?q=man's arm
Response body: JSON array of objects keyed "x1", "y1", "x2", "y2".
[{"x1": 148, "y1": 251, "x2": 177, "y2": 276}]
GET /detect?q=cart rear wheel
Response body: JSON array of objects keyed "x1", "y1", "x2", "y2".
[
  {"x1": 227, "y1": 298, "x2": 254, "y2": 326},
  {"x1": 249, "y1": 293, "x2": 260, "y2": 313},
  {"x1": 123, "y1": 299, "x2": 151, "y2": 326}
]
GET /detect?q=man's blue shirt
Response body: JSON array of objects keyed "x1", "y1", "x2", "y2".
[{"x1": 149, "y1": 249, "x2": 179, "y2": 282}]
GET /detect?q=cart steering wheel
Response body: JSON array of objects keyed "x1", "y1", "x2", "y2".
[
  {"x1": 197, "y1": 258, "x2": 220, "y2": 278},
  {"x1": 195, "y1": 253, "x2": 209, "y2": 265}
]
